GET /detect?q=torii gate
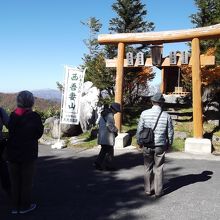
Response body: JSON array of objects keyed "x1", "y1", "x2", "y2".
[{"x1": 98, "y1": 24, "x2": 220, "y2": 153}]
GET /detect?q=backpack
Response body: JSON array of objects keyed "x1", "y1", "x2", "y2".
[{"x1": 138, "y1": 111, "x2": 163, "y2": 148}]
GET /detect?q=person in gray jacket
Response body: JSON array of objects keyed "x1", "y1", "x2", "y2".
[
  {"x1": 94, "y1": 102, "x2": 121, "y2": 171},
  {"x1": 136, "y1": 93, "x2": 174, "y2": 198}
]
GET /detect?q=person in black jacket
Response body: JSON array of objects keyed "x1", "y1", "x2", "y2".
[
  {"x1": 6, "y1": 90, "x2": 44, "y2": 214},
  {"x1": 0, "y1": 107, "x2": 10, "y2": 196}
]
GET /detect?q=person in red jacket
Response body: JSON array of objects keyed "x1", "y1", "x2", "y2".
[{"x1": 6, "y1": 90, "x2": 44, "y2": 214}]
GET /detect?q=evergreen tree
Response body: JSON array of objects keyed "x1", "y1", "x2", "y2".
[
  {"x1": 81, "y1": 17, "x2": 102, "y2": 58},
  {"x1": 107, "y1": 0, "x2": 155, "y2": 105},
  {"x1": 109, "y1": 0, "x2": 154, "y2": 33},
  {"x1": 181, "y1": 0, "x2": 220, "y2": 91},
  {"x1": 81, "y1": 17, "x2": 115, "y2": 102},
  {"x1": 81, "y1": 1, "x2": 156, "y2": 106},
  {"x1": 190, "y1": 0, "x2": 220, "y2": 64},
  {"x1": 108, "y1": 0, "x2": 154, "y2": 55}
]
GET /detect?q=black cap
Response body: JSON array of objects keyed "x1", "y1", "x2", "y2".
[{"x1": 110, "y1": 102, "x2": 121, "y2": 112}]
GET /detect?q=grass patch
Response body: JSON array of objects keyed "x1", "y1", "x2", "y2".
[
  {"x1": 172, "y1": 138, "x2": 185, "y2": 151},
  {"x1": 178, "y1": 107, "x2": 192, "y2": 113},
  {"x1": 175, "y1": 121, "x2": 193, "y2": 135},
  {"x1": 214, "y1": 130, "x2": 220, "y2": 136},
  {"x1": 68, "y1": 130, "x2": 98, "y2": 149}
]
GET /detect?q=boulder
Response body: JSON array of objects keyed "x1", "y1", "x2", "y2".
[
  {"x1": 44, "y1": 81, "x2": 101, "y2": 137},
  {"x1": 79, "y1": 82, "x2": 101, "y2": 132}
]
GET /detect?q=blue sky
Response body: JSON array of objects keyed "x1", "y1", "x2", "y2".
[{"x1": 0, "y1": 0, "x2": 197, "y2": 92}]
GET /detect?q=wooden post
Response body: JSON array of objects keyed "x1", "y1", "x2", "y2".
[
  {"x1": 115, "y1": 42, "x2": 125, "y2": 132},
  {"x1": 191, "y1": 38, "x2": 203, "y2": 138}
]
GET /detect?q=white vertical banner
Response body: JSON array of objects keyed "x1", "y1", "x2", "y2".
[{"x1": 61, "y1": 66, "x2": 86, "y2": 125}]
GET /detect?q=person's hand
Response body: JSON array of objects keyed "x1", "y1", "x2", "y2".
[
  {"x1": 166, "y1": 144, "x2": 171, "y2": 152},
  {"x1": 139, "y1": 144, "x2": 144, "y2": 148}
]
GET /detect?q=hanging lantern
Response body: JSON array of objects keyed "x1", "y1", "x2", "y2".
[{"x1": 150, "y1": 45, "x2": 163, "y2": 66}]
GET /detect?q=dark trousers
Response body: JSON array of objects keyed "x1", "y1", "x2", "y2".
[
  {"x1": 8, "y1": 161, "x2": 35, "y2": 210},
  {"x1": 0, "y1": 159, "x2": 11, "y2": 195},
  {"x1": 143, "y1": 146, "x2": 165, "y2": 195},
  {"x1": 95, "y1": 145, "x2": 114, "y2": 168},
  {"x1": 0, "y1": 140, "x2": 11, "y2": 195}
]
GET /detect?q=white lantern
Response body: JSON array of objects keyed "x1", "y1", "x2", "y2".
[
  {"x1": 169, "y1": 51, "x2": 177, "y2": 65},
  {"x1": 136, "y1": 52, "x2": 144, "y2": 66},
  {"x1": 181, "y1": 51, "x2": 189, "y2": 64},
  {"x1": 126, "y1": 52, "x2": 134, "y2": 66}
]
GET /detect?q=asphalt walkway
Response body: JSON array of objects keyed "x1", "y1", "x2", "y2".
[{"x1": 1, "y1": 145, "x2": 220, "y2": 220}]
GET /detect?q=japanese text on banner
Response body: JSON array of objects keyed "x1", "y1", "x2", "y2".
[{"x1": 61, "y1": 67, "x2": 85, "y2": 125}]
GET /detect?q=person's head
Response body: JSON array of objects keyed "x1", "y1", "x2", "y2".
[
  {"x1": 17, "y1": 90, "x2": 35, "y2": 109},
  {"x1": 151, "y1": 93, "x2": 165, "y2": 106},
  {"x1": 110, "y1": 102, "x2": 121, "y2": 114}
]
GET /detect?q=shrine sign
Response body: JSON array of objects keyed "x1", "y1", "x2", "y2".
[{"x1": 61, "y1": 66, "x2": 85, "y2": 125}]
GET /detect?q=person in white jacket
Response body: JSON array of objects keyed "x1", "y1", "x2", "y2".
[{"x1": 94, "y1": 102, "x2": 121, "y2": 171}]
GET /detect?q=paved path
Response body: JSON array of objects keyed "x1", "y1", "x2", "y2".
[{"x1": 1, "y1": 145, "x2": 220, "y2": 220}]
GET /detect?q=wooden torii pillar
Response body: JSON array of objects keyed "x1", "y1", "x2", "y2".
[
  {"x1": 115, "y1": 42, "x2": 125, "y2": 131},
  {"x1": 191, "y1": 38, "x2": 203, "y2": 138},
  {"x1": 98, "y1": 24, "x2": 220, "y2": 137}
]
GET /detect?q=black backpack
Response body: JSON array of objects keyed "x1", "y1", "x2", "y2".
[{"x1": 138, "y1": 111, "x2": 163, "y2": 148}]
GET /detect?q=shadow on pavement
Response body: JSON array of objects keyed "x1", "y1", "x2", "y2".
[
  {"x1": 0, "y1": 149, "x2": 161, "y2": 220},
  {"x1": 2, "y1": 147, "x2": 211, "y2": 219},
  {"x1": 163, "y1": 170, "x2": 213, "y2": 195}
]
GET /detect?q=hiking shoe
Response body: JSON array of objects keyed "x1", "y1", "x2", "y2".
[
  {"x1": 145, "y1": 191, "x2": 153, "y2": 197},
  {"x1": 20, "y1": 203, "x2": 37, "y2": 214},
  {"x1": 154, "y1": 192, "x2": 164, "y2": 199}
]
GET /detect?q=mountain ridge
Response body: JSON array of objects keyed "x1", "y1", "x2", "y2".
[
  {"x1": 31, "y1": 89, "x2": 61, "y2": 102},
  {"x1": 0, "y1": 90, "x2": 60, "y2": 112}
]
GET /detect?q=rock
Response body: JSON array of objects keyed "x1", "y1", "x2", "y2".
[
  {"x1": 79, "y1": 83, "x2": 100, "y2": 132},
  {"x1": 212, "y1": 134, "x2": 220, "y2": 143},
  {"x1": 61, "y1": 124, "x2": 82, "y2": 137},
  {"x1": 43, "y1": 81, "x2": 101, "y2": 137},
  {"x1": 51, "y1": 118, "x2": 60, "y2": 138}
]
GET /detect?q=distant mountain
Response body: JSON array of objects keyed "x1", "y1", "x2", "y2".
[
  {"x1": 31, "y1": 89, "x2": 61, "y2": 102},
  {"x1": 0, "y1": 92, "x2": 60, "y2": 112}
]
